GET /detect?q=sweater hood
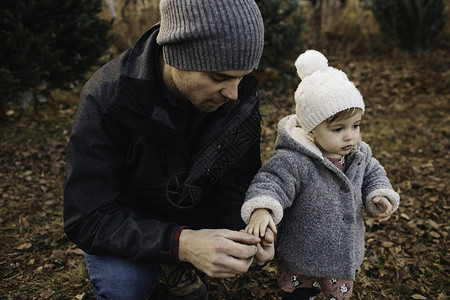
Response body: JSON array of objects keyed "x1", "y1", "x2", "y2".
[
  {"x1": 275, "y1": 114, "x2": 323, "y2": 160},
  {"x1": 276, "y1": 114, "x2": 364, "y2": 160}
]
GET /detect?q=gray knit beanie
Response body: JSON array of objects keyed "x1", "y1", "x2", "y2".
[
  {"x1": 157, "y1": 0, "x2": 264, "y2": 72},
  {"x1": 294, "y1": 50, "x2": 365, "y2": 132}
]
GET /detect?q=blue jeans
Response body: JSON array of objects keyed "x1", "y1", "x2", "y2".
[{"x1": 84, "y1": 253, "x2": 158, "y2": 300}]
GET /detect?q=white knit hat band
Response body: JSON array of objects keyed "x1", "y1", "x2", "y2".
[{"x1": 300, "y1": 89, "x2": 364, "y2": 132}]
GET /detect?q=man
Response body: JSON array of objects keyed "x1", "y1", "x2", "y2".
[{"x1": 63, "y1": 0, "x2": 274, "y2": 299}]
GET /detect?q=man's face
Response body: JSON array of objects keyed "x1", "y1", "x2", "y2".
[{"x1": 165, "y1": 67, "x2": 253, "y2": 113}]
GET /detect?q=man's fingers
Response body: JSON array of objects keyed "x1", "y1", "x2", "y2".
[
  {"x1": 226, "y1": 229, "x2": 260, "y2": 245},
  {"x1": 245, "y1": 224, "x2": 255, "y2": 236},
  {"x1": 254, "y1": 234, "x2": 275, "y2": 264},
  {"x1": 179, "y1": 229, "x2": 263, "y2": 278},
  {"x1": 263, "y1": 227, "x2": 275, "y2": 243},
  {"x1": 207, "y1": 254, "x2": 253, "y2": 277},
  {"x1": 223, "y1": 239, "x2": 258, "y2": 259}
]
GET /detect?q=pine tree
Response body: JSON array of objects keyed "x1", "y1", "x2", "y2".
[
  {"x1": 0, "y1": 0, "x2": 111, "y2": 107},
  {"x1": 369, "y1": 0, "x2": 445, "y2": 51},
  {"x1": 256, "y1": 0, "x2": 306, "y2": 88}
]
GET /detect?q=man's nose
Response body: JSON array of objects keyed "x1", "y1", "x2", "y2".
[{"x1": 220, "y1": 79, "x2": 240, "y2": 100}]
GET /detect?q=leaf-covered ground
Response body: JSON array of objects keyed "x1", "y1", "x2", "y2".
[{"x1": 1, "y1": 49, "x2": 449, "y2": 300}]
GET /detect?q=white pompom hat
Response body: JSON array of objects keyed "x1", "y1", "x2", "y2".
[{"x1": 294, "y1": 50, "x2": 365, "y2": 132}]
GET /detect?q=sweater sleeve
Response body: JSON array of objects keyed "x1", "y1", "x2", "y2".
[
  {"x1": 63, "y1": 85, "x2": 179, "y2": 263},
  {"x1": 361, "y1": 146, "x2": 400, "y2": 217},
  {"x1": 241, "y1": 150, "x2": 299, "y2": 225}
]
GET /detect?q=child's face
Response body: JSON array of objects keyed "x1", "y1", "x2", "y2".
[{"x1": 311, "y1": 111, "x2": 362, "y2": 159}]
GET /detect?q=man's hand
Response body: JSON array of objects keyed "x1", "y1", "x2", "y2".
[
  {"x1": 252, "y1": 228, "x2": 275, "y2": 267},
  {"x1": 178, "y1": 229, "x2": 261, "y2": 278},
  {"x1": 373, "y1": 196, "x2": 393, "y2": 223}
]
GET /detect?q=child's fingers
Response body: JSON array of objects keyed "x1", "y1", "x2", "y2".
[
  {"x1": 245, "y1": 224, "x2": 256, "y2": 236},
  {"x1": 378, "y1": 214, "x2": 391, "y2": 223},
  {"x1": 254, "y1": 225, "x2": 261, "y2": 238},
  {"x1": 378, "y1": 209, "x2": 393, "y2": 222},
  {"x1": 372, "y1": 197, "x2": 393, "y2": 223},
  {"x1": 386, "y1": 202, "x2": 393, "y2": 214},
  {"x1": 250, "y1": 223, "x2": 261, "y2": 237},
  {"x1": 258, "y1": 224, "x2": 266, "y2": 237},
  {"x1": 268, "y1": 218, "x2": 278, "y2": 234},
  {"x1": 373, "y1": 197, "x2": 393, "y2": 214}
]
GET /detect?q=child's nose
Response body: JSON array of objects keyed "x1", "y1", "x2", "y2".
[{"x1": 344, "y1": 130, "x2": 354, "y2": 140}]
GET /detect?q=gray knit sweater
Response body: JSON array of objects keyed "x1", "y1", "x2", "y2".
[{"x1": 241, "y1": 115, "x2": 400, "y2": 280}]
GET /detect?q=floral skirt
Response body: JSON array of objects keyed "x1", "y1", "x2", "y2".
[{"x1": 277, "y1": 260, "x2": 357, "y2": 300}]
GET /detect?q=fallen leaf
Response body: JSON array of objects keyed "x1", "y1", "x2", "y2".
[
  {"x1": 51, "y1": 163, "x2": 61, "y2": 174},
  {"x1": 411, "y1": 295, "x2": 427, "y2": 300},
  {"x1": 400, "y1": 213, "x2": 410, "y2": 220},
  {"x1": 429, "y1": 231, "x2": 441, "y2": 238},
  {"x1": 16, "y1": 243, "x2": 32, "y2": 250},
  {"x1": 18, "y1": 215, "x2": 29, "y2": 231},
  {"x1": 381, "y1": 241, "x2": 394, "y2": 247},
  {"x1": 429, "y1": 195, "x2": 439, "y2": 202},
  {"x1": 51, "y1": 250, "x2": 66, "y2": 263},
  {"x1": 437, "y1": 292, "x2": 448, "y2": 300},
  {"x1": 74, "y1": 293, "x2": 85, "y2": 300},
  {"x1": 66, "y1": 248, "x2": 84, "y2": 255},
  {"x1": 33, "y1": 266, "x2": 43, "y2": 275},
  {"x1": 427, "y1": 219, "x2": 439, "y2": 230},
  {"x1": 40, "y1": 290, "x2": 55, "y2": 299},
  {"x1": 412, "y1": 243, "x2": 428, "y2": 253}
]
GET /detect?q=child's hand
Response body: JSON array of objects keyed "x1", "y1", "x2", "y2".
[
  {"x1": 372, "y1": 196, "x2": 393, "y2": 223},
  {"x1": 245, "y1": 208, "x2": 277, "y2": 239}
]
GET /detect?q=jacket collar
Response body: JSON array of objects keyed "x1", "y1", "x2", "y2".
[{"x1": 120, "y1": 24, "x2": 161, "y2": 83}]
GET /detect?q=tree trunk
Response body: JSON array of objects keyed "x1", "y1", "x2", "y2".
[{"x1": 0, "y1": 99, "x2": 7, "y2": 120}]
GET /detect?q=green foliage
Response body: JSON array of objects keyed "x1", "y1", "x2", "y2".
[
  {"x1": 0, "y1": 0, "x2": 111, "y2": 103},
  {"x1": 256, "y1": 0, "x2": 306, "y2": 87},
  {"x1": 369, "y1": 0, "x2": 445, "y2": 51}
]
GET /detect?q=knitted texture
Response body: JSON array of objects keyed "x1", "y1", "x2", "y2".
[
  {"x1": 157, "y1": 0, "x2": 264, "y2": 72},
  {"x1": 294, "y1": 50, "x2": 365, "y2": 132}
]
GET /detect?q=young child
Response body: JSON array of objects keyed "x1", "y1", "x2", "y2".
[{"x1": 241, "y1": 50, "x2": 400, "y2": 300}]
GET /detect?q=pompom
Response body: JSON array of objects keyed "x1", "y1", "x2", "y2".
[{"x1": 295, "y1": 50, "x2": 328, "y2": 80}]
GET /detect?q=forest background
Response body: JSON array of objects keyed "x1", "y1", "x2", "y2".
[{"x1": 0, "y1": 0, "x2": 449, "y2": 299}]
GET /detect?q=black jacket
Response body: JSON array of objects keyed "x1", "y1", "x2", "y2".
[{"x1": 63, "y1": 25, "x2": 262, "y2": 263}]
